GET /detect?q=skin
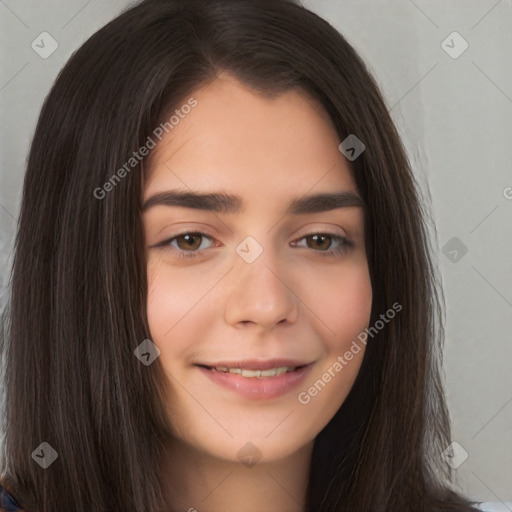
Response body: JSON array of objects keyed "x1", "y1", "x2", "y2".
[{"x1": 142, "y1": 71, "x2": 373, "y2": 512}]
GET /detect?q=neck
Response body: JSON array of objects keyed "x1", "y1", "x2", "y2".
[{"x1": 160, "y1": 437, "x2": 314, "y2": 512}]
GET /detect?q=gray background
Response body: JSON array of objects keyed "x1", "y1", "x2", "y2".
[{"x1": 0, "y1": 0, "x2": 511, "y2": 506}]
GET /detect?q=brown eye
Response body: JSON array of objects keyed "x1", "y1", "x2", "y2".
[
  {"x1": 175, "y1": 233, "x2": 203, "y2": 251},
  {"x1": 153, "y1": 231, "x2": 216, "y2": 260},
  {"x1": 305, "y1": 234, "x2": 333, "y2": 251},
  {"x1": 292, "y1": 232, "x2": 354, "y2": 257}
]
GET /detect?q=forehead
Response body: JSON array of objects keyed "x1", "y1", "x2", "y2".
[{"x1": 144, "y1": 72, "x2": 357, "y2": 201}]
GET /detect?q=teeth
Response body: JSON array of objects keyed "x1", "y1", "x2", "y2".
[{"x1": 211, "y1": 366, "x2": 297, "y2": 377}]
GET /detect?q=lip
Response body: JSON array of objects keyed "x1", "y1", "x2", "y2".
[
  {"x1": 196, "y1": 361, "x2": 315, "y2": 400},
  {"x1": 195, "y1": 358, "x2": 312, "y2": 371}
]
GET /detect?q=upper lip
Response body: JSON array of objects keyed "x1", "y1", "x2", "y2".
[{"x1": 195, "y1": 359, "x2": 314, "y2": 370}]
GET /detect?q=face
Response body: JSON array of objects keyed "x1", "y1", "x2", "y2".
[{"x1": 143, "y1": 72, "x2": 372, "y2": 465}]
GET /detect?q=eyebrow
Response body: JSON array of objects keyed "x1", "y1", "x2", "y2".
[{"x1": 142, "y1": 190, "x2": 365, "y2": 215}]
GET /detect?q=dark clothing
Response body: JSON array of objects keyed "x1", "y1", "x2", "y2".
[{"x1": 0, "y1": 475, "x2": 23, "y2": 511}]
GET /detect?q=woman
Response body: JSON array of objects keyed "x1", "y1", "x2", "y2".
[{"x1": 0, "y1": 0, "x2": 485, "y2": 510}]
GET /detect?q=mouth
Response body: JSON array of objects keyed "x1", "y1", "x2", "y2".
[
  {"x1": 196, "y1": 363, "x2": 309, "y2": 378},
  {"x1": 195, "y1": 361, "x2": 315, "y2": 400}
]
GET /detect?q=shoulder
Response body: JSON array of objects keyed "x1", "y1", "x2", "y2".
[{"x1": 0, "y1": 474, "x2": 24, "y2": 512}]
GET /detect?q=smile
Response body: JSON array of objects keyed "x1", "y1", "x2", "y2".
[
  {"x1": 202, "y1": 365, "x2": 305, "y2": 377},
  {"x1": 196, "y1": 362, "x2": 314, "y2": 400}
]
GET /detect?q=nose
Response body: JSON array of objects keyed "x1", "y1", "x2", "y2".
[{"x1": 223, "y1": 244, "x2": 299, "y2": 330}]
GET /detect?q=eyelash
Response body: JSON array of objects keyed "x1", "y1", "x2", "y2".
[{"x1": 153, "y1": 231, "x2": 354, "y2": 260}]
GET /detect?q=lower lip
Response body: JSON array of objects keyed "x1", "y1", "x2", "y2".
[{"x1": 197, "y1": 364, "x2": 313, "y2": 400}]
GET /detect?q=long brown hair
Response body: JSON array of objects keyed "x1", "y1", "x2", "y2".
[{"x1": 0, "y1": 0, "x2": 481, "y2": 510}]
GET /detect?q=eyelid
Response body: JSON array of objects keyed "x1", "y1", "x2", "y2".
[{"x1": 291, "y1": 223, "x2": 350, "y2": 240}]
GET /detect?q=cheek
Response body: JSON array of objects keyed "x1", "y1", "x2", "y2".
[
  {"x1": 312, "y1": 261, "x2": 373, "y2": 345},
  {"x1": 295, "y1": 265, "x2": 372, "y2": 428},
  {"x1": 146, "y1": 259, "x2": 194, "y2": 367},
  {"x1": 147, "y1": 262, "x2": 175, "y2": 342},
  {"x1": 146, "y1": 258, "x2": 208, "y2": 346},
  {"x1": 146, "y1": 257, "x2": 226, "y2": 382}
]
